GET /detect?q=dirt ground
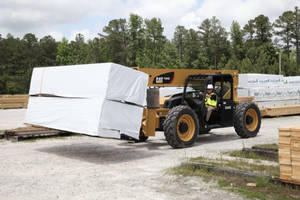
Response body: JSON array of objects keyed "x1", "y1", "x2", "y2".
[
  {"x1": 0, "y1": 109, "x2": 27, "y2": 130},
  {"x1": 0, "y1": 109, "x2": 300, "y2": 200}
]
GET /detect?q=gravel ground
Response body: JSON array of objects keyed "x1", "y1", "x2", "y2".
[
  {"x1": 0, "y1": 109, "x2": 27, "y2": 130},
  {"x1": 0, "y1": 109, "x2": 300, "y2": 200}
]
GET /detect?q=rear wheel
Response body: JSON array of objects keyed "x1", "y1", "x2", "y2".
[
  {"x1": 163, "y1": 105, "x2": 199, "y2": 148},
  {"x1": 233, "y1": 102, "x2": 261, "y2": 138}
]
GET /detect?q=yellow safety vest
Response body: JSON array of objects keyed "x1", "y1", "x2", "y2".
[{"x1": 205, "y1": 93, "x2": 217, "y2": 107}]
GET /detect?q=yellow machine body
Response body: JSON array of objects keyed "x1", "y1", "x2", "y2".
[{"x1": 136, "y1": 68, "x2": 239, "y2": 137}]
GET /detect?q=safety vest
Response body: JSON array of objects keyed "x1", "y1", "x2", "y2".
[{"x1": 205, "y1": 93, "x2": 217, "y2": 107}]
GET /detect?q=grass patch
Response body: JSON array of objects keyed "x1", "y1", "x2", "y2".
[
  {"x1": 254, "y1": 143, "x2": 278, "y2": 150},
  {"x1": 190, "y1": 156, "x2": 279, "y2": 176},
  {"x1": 169, "y1": 158, "x2": 300, "y2": 200},
  {"x1": 227, "y1": 150, "x2": 278, "y2": 162}
]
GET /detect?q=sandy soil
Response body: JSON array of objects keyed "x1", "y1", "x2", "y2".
[{"x1": 0, "y1": 109, "x2": 300, "y2": 200}]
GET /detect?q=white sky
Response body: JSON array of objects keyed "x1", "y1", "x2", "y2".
[{"x1": 0, "y1": 0, "x2": 299, "y2": 41}]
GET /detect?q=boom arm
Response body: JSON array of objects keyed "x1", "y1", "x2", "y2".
[{"x1": 137, "y1": 68, "x2": 239, "y2": 102}]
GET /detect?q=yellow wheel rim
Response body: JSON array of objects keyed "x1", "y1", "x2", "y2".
[
  {"x1": 245, "y1": 108, "x2": 258, "y2": 132},
  {"x1": 177, "y1": 114, "x2": 195, "y2": 142}
]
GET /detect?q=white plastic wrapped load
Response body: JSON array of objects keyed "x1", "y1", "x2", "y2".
[
  {"x1": 29, "y1": 63, "x2": 148, "y2": 106},
  {"x1": 237, "y1": 88, "x2": 249, "y2": 98},
  {"x1": 256, "y1": 99, "x2": 300, "y2": 109},
  {"x1": 238, "y1": 73, "x2": 300, "y2": 109},
  {"x1": 246, "y1": 86, "x2": 300, "y2": 102},
  {"x1": 25, "y1": 63, "x2": 149, "y2": 139},
  {"x1": 238, "y1": 74, "x2": 284, "y2": 88},
  {"x1": 25, "y1": 97, "x2": 103, "y2": 136},
  {"x1": 247, "y1": 87, "x2": 265, "y2": 101},
  {"x1": 25, "y1": 97, "x2": 143, "y2": 139},
  {"x1": 283, "y1": 76, "x2": 300, "y2": 86}
]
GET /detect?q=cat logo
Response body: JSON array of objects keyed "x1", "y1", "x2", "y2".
[{"x1": 153, "y1": 72, "x2": 174, "y2": 84}]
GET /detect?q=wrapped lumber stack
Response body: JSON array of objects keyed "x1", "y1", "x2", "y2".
[
  {"x1": 279, "y1": 126, "x2": 300, "y2": 184},
  {"x1": 238, "y1": 74, "x2": 300, "y2": 109},
  {"x1": 25, "y1": 63, "x2": 148, "y2": 139}
]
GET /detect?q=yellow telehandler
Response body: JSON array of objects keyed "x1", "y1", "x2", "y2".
[{"x1": 135, "y1": 68, "x2": 261, "y2": 148}]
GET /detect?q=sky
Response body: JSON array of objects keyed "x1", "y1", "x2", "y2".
[{"x1": 0, "y1": 0, "x2": 299, "y2": 41}]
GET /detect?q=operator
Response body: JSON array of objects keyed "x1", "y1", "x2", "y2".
[{"x1": 205, "y1": 84, "x2": 217, "y2": 121}]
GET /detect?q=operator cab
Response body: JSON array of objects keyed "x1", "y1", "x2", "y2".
[{"x1": 164, "y1": 73, "x2": 236, "y2": 131}]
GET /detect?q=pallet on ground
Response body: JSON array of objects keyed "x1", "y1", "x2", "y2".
[
  {"x1": 4, "y1": 126, "x2": 69, "y2": 141},
  {"x1": 279, "y1": 126, "x2": 300, "y2": 184}
]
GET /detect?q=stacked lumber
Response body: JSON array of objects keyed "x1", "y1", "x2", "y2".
[
  {"x1": 0, "y1": 95, "x2": 28, "y2": 109},
  {"x1": 261, "y1": 105, "x2": 300, "y2": 117},
  {"x1": 279, "y1": 126, "x2": 300, "y2": 185},
  {"x1": 236, "y1": 96, "x2": 254, "y2": 104}
]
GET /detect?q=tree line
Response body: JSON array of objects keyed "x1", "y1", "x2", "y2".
[{"x1": 0, "y1": 7, "x2": 299, "y2": 94}]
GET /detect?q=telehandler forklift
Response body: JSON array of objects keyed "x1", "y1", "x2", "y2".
[{"x1": 136, "y1": 68, "x2": 261, "y2": 148}]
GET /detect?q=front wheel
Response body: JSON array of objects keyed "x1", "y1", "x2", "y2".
[
  {"x1": 199, "y1": 128, "x2": 211, "y2": 134},
  {"x1": 163, "y1": 105, "x2": 199, "y2": 148},
  {"x1": 233, "y1": 102, "x2": 261, "y2": 138}
]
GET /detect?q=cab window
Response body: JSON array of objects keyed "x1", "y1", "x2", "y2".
[{"x1": 214, "y1": 81, "x2": 232, "y2": 100}]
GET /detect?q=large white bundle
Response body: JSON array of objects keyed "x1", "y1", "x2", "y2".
[
  {"x1": 247, "y1": 86, "x2": 300, "y2": 102},
  {"x1": 239, "y1": 74, "x2": 284, "y2": 88},
  {"x1": 283, "y1": 76, "x2": 300, "y2": 86},
  {"x1": 25, "y1": 63, "x2": 149, "y2": 139},
  {"x1": 256, "y1": 99, "x2": 300, "y2": 109},
  {"x1": 238, "y1": 73, "x2": 300, "y2": 108},
  {"x1": 248, "y1": 87, "x2": 265, "y2": 101},
  {"x1": 237, "y1": 88, "x2": 249, "y2": 97},
  {"x1": 25, "y1": 97, "x2": 143, "y2": 139},
  {"x1": 29, "y1": 63, "x2": 148, "y2": 106}
]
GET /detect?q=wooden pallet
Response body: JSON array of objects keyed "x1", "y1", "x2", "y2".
[
  {"x1": 4, "y1": 126, "x2": 68, "y2": 141},
  {"x1": 261, "y1": 105, "x2": 300, "y2": 117}
]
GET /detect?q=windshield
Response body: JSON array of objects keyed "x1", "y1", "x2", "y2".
[{"x1": 185, "y1": 79, "x2": 206, "y2": 99}]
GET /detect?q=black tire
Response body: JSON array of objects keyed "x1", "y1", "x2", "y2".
[
  {"x1": 233, "y1": 102, "x2": 261, "y2": 138},
  {"x1": 163, "y1": 105, "x2": 199, "y2": 148},
  {"x1": 199, "y1": 128, "x2": 211, "y2": 134}
]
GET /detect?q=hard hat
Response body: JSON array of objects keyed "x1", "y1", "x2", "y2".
[{"x1": 207, "y1": 84, "x2": 213, "y2": 89}]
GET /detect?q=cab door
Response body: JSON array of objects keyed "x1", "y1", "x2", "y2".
[{"x1": 218, "y1": 81, "x2": 235, "y2": 126}]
